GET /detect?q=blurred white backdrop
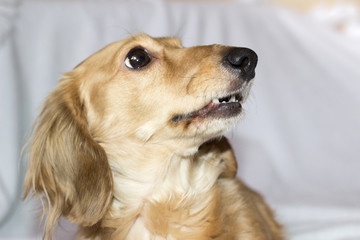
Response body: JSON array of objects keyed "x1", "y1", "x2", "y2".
[{"x1": 1, "y1": 0, "x2": 360, "y2": 239}]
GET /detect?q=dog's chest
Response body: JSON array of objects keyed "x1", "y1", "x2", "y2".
[
  {"x1": 120, "y1": 188, "x2": 223, "y2": 240},
  {"x1": 109, "y1": 154, "x2": 226, "y2": 239}
]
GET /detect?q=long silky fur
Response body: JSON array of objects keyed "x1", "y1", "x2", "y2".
[{"x1": 24, "y1": 75, "x2": 113, "y2": 239}]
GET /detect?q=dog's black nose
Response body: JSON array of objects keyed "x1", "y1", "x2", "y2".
[{"x1": 223, "y1": 47, "x2": 258, "y2": 81}]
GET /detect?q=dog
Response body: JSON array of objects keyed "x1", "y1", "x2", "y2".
[{"x1": 24, "y1": 34, "x2": 283, "y2": 239}]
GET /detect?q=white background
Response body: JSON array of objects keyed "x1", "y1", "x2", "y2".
[{"x1": 1, "y1": 0, "x2": 360, "y2": 239}]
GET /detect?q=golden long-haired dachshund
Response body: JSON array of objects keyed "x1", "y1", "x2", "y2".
[{"x1": 24, "y1": 34, "x2": 283, "y2": 239}]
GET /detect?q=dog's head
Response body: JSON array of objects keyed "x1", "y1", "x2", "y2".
[
  {"x1": 83, "y1": 34, "x2": 257, "y2": 150},
  {"x1": 24, "y1": 34, "x2": 257, "y2": 237}
]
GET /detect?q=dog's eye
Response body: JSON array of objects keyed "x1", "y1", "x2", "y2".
[{"x1": 125, "y1": 48, "x2": 151, "y2": 69}]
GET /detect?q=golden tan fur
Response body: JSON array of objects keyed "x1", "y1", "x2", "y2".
[{"x1": 24, "y1": 34, "x2": 283, "y2": 239}]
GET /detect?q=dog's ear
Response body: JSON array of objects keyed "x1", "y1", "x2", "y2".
[{"x1": 24, "y1": 76, "x2": 113, "y2": 238}]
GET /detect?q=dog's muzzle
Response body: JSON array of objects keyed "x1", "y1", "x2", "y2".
[
  {"x1": 223, "y1": 47, "x2": 258, "y2": 82},
  {"x1": 171, "y1": 47, "x2": 258, "y2": 124}
]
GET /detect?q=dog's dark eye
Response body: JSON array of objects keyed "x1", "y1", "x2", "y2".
[{"x1": 125, "y1": 48, "x2": 151, "y2": 69}]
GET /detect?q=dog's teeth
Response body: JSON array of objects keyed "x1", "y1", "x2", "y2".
[
  {"x1": 234, "y1": 95, "x2": 239, "y2": 102},
  {"x1": 212, "y1": 95, "x2": 240, "y2": 104}
]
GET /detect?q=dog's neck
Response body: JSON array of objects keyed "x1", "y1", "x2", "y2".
[{"x1": 100, "y1": 139, "x2": 226, "y2": 237}]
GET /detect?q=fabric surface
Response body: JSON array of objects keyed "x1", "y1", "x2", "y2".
[{"x1": 1, "y1": 0, "x2": 359, "y2": 239}]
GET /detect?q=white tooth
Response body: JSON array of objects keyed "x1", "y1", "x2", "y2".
[
  {"x1": 212, "y1": 99, "x2": 220, "y2": 103},
  {"x1": 230, "y1": 95, "x2": 236, "y2": 102}
]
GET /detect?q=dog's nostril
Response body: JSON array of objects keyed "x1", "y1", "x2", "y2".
[
  {"x1": 239, "y1": 57, "x2": 250, "y2": 69},
  {"x1": 224, "y1": 47, "x2": 258, "y2": 82},
  {"x1": 228, "y1": 54, "x2": 249, "y2": 68}
]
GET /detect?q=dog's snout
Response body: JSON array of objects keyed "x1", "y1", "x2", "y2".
[{"x1": 223, "y1": 47, "x2": 258, "y2": 81}]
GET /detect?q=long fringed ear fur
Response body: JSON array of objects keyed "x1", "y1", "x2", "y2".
[{"x1": 24, "y1": 75, "x2": 113, "y2": 239}]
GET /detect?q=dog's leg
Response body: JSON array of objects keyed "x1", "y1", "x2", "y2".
[{"x1": 198, "y1": 137, "x2": 238, "y2": 179}]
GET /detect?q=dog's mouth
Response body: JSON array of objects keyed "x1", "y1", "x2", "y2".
[{"x1": 172, "y1": 93, "x2": 243, "y2": 123}]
